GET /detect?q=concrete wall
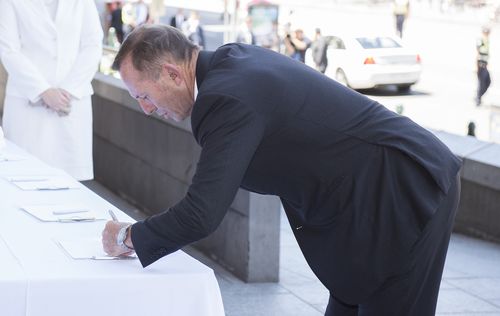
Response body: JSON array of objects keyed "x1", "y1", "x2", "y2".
[
  {"x1": 433, "y1": 131, "x2": 500, "y2": 243},
  {"x1": 91, "y1": 73, "x2": 280, "y2": 282}
]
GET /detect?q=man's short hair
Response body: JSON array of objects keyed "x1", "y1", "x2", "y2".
[{"x1": 112, "y1": 24, "x2": 198, "y2": 79}]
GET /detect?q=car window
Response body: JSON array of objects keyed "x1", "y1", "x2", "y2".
[{"x1": 356, "y1": 37, "x2": 401, "y2": 49}]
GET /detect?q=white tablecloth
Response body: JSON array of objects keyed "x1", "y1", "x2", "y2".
[{"x1": 0, "y1": 141, "x2": 225, "y2": 316}]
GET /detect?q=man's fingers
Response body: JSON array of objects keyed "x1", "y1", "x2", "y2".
[{"x1": 102, "y1": 221, "x2": 132, "y2": 256}]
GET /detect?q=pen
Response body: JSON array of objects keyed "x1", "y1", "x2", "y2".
[
  {"x1": 53, "y1": 209, "x2": 89, "y2": 215},
  {"x1": 36, "y1": 186, "x2": 70, "y2": 191},
  {"x1": 58, "y1": 217, "x2": 96, "y2": 222},
  {"x1": 108, "y1": 209, "x2": 118, "y2": 221}
]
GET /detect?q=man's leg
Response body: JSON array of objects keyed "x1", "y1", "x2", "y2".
[
  {"x1": 477, "y1": 65, "x2": 490, "y2": 105},
  {"x1": 396, "y1": 15, "x2": 404, "y2": 37},
  {"x1": 358, "y1": 174, "x2": 461, "y2": 316},
  {"x1": 325, "y1": 294, "x2": 358, "y2": 316}
]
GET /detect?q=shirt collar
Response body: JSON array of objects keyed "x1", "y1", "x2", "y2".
[{"x1": 194, "y1": 75, "x2": 198, "y2": 100}]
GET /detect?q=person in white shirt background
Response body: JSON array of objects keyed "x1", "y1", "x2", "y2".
[
  {"x1": 0, "y1": 0, "x2": 103, "y2": 181},
  {"x1": 170, "y1": 8, "x2": 186, "y2": 29},
  {"x1": 182, "y1": 11, "x2": 205, "y2": 49},
  {"x1": 135, "y1": 0, "x2": 149, "y2": 27},
  {"x1": 122, "y1": 0, "x2": 150, "y2": 36}
]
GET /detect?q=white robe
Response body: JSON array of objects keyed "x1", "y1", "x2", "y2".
[{"x1": 0, "y1": 0, "x2": 103, "y2": 180}]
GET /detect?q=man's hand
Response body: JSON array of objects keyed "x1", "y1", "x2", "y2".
[
  {"x1": 102, "y1": 221, "x2": 135, "y2": 257},
  {"x1": 40, "y1": 88, "x2": 72, "y2": 116}
]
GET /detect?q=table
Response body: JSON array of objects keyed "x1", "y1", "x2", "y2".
[{"x1": 0, "y1": 140, "x2": 225, "y2": 316}]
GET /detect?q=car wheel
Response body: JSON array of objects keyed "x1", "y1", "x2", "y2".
[
  {"x1": 397, "y1": 84, "x2": 411, "y2": 92},
  {"x1": 336, "y1": 69, "x2": 349, "y2": 87}
]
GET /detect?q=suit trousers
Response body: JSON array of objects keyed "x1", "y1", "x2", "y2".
[
  {"x1": 477, "y1": 64, "x2": 491, "y2": 104},
  {"x1": 325, "y1": 173, "x2": 461, "y2": 316}
]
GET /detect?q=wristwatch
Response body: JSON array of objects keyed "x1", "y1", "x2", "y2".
[{"x1": 116, "y1": 224, "x2": 134, "y2": 251}]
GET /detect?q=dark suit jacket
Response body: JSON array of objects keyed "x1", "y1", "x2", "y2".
[
  {"x1": 131, "y1": 44, "x2": 461, "y2": 304},
  {"x1": 110, "y1": 8, "x2": 123, "y2": 35}
]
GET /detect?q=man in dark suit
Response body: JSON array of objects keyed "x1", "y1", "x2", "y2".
[
  {"x1": 110, "y1": 1, "x2": 124, "y2": 44},
  {"x1": 102, "y1": 25, "x2": 461, "y2": 316}
]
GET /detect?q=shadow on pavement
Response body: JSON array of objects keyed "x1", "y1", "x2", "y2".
[{"x1": 358, "y1": 85, "x2": 431, "y2": 97}]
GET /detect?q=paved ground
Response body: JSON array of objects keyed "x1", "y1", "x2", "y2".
[{"x1": 85, "y1": 180, "x2": 500, "y2": 316}]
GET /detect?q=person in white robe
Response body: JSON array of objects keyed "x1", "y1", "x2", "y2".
[{"x1": 0, "y1": 0, "x2": 103, "y2": 180}]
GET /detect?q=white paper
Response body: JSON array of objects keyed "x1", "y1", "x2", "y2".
[
  {"x1": 8, "y1": 176, "x2": 80, "y2": 191},
  {"x1": 20, "y1": 204, "x2": 106, "y2": 222},
  {"x1": 55, "y1": 238, "x2": 137, "y2": 260}
]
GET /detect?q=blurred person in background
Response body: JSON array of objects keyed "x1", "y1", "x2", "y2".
[
  {"x1": 476, "y1": 26, "x2": 491, "y2": 107},
  {"x1": 467, "y1": 121, "x2": 476, "y2": 137},
  {"x1": 393, "y1": 0, "x2": 410, "y2": 38},
  {"x1": 170, "y1": 8, "x2": 187, "y2": 29},
  {"x1": 134, "y1": 0, "x2": 149, "y2": 27},
  {"x1": 111, "y1": 1, "x2": 125, "y2": 44},
  {"x1": 236, "y1": 16, "x2": 255, "y2": 45},
  {"x1": 0, "y1": 0, "x2": 103, "y2": 181},
  {"x1": 284, "y1": 28, "x2": 311, "y2": 63},
  {"x1": 121, "y1": 1, "x2": 135, "y2": 36},
  {"x1": 148, "y1": 0, "x2": 166, "y2": 24},
  {"x1": 182, "y1": 11, "x2": 205, "y2": 49},
  {"x1": 311, "y1": 28, "x2": 329, "y2": 73}
]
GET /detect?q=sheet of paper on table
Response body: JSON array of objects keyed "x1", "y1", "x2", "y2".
[
  {"x1": 6, "y1": 176, "x2": 80, "y2": 191},
  {"x1": 20, "y1": 204, "x2": 107, "y2": 222},
  {"x1": 55, "y1": 238, "x2": 137, "y2": 260}
]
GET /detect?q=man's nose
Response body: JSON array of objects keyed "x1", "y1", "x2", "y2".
[{"x1": 138, "y1": 99, "x2": 156, "y2": 115}]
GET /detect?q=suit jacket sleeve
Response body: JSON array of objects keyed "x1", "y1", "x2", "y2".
[{"x1": 131, "y1": 95, "x2": 265, "y2": 267}]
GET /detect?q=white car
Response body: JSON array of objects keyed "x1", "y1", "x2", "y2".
[{"x1": 306, "y1": 34, "x2": 422, "y2": 91}]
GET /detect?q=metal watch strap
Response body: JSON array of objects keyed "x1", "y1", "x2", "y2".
[
  {"x1": 124, "y1": 225, "x2": 134, "y2": 250},
  {"x1": 117, "y1": 224, "x2": 133, "y2": 251}
]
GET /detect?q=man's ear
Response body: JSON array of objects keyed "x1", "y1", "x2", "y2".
[{"x1": 162, "y1": 63, "x2": 182, "y2": 85}]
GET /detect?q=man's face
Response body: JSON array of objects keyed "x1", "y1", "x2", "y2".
[{"x1": 120, "y1": 57, "x2": 193, "y2": 122}]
